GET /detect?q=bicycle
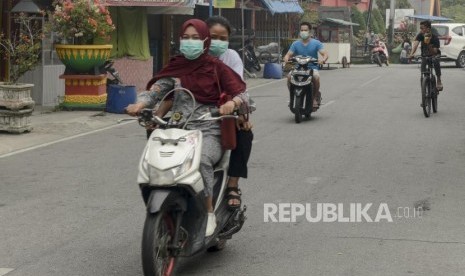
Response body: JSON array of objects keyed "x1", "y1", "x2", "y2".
[{"x1": 417, "y1": 55, "x2": 444, "y2": 117}]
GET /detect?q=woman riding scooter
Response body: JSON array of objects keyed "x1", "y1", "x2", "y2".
[{"x1": 126, "y1": 19, "x2": 247, "y2": 236}]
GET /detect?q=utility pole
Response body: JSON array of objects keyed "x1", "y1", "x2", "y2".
[
  {"x1": 366, "y1": 0, "x2": 374, "y2": 32},
  {"x1": 364, "y1": 0, "x2": 374, "y2": 54},
  {"x1": 388, "y1": 0, "x2": 395, "y2": 46},
  {"x1": 209, "y1": 0, "x2": 213, "y2": 16}
]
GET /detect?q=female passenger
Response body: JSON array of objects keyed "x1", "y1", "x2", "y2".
[{"x1": 206, "y1": 16, "x2": 254, "y2": 211}]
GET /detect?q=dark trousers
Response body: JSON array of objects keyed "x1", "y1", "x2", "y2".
[
  {"x1": 228, "y1": 130, "x2": 253, "y2": 178},
  {"x1": 421, "y1": 58, "x2": 441, "y2": 78}
]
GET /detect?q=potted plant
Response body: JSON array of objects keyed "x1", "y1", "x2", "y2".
[
  {"x1": 0, "y1": 12, "x2": 43, "y2": 133},
  {"x1": 48, "y1": 0, "x2": 116, "y2": 73}
]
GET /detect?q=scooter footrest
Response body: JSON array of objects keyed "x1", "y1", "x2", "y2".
[{"x1": 218, "y1": 208, "x2": 247, "y2": 239}]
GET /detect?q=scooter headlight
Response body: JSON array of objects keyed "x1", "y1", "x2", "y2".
[
  {"x1": 171, "y1": 148, "x2": 195, "y2": 178},
  {"x1": 298, "y1": 57, "x2": 311, "y2": 65},
  {"x1": 148, "y1": 146, "x2": 196, "y2": 185},
  {"x1": 290, "y1": 74, "x2": 312, "y2": 86},
  {"x1": 149, "y1": 166, "x2": 176, "y2": 185}
]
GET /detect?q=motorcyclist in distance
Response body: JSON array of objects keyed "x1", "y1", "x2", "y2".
[
  {"x1": 283, "y1": 22, "x2": 328, "y2": 110},
  {"x1": 373, "y1": 38, "x2": 389, "y2": 65}
]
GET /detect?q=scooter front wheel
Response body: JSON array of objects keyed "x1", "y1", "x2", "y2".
[
  {"x1": 294, "y1": 96, "x2": 302, "y2": 124},
  {"x1": 376, "y1": 54, "x2": 382, "y2": 67},
  {"x1": 142, "y1": 211, "x2": 177, "y2": 276}
]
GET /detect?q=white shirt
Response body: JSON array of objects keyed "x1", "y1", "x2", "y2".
[
  {"x1": 219, "y1": 49, "x2": 244, "y2": 80},
  {"x1": 218, "y1": 49, "x2": 255, "y2": 112}
]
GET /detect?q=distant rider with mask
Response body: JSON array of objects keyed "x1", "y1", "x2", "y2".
[{"x1": 283, "y1": 22, "x2": 328, "y2": 111}]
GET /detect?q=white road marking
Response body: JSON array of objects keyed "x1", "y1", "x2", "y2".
[
  {"x1": 0, "y1": 78, "x2": 283, "y2": 159},
  {"x1": 305, "y1": 177, "x2": 322, "y2": 185},
  {"x1": 0, "y1": 120, "x2": 135, "y2": 159},
  {"x1": 359, "y1": 76, "x2": 381, "y2": 87},
  {"x1": 0, "y1": 268, "x2": 14, "y2": 276},
  {"x1": 248, "y1": 78, "x2": 285, "y2": 90}
]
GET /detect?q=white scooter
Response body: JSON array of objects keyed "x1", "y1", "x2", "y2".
[{"x1": 135, "y1": 88, "x2": 247, "y2": 276}]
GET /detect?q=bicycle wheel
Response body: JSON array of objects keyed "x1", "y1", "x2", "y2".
[
  {"x1": 421, "y1": 77, "x2": 431, "y2": 117},
  {"x1": 431, "y1": 77, "x2": 438, "y2": 113}
]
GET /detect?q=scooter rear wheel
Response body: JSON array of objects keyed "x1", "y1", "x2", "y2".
[
  {"x1": 207, "y1": 238, "x2": 228, "y2": 252},
  {"x1": 376, "y1": 55, "x2": 382, "y2": 67},
  {"x1": 142, "y1": 211, "x2": 177, "y2": 276}
]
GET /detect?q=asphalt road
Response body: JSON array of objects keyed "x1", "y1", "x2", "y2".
[{"x1": 1, "y1": 63, "x2": 465, "y2": 276}]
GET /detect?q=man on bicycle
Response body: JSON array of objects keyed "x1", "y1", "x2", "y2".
[
  {"x1": 409, "y1": 20, "x2": 443, "y2": 91},
  {"x1": 283, "y1": 22, "x2": 328, "y2": 110}
]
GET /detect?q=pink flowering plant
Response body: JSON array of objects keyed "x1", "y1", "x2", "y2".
[
  {"x1": 48, "y1": 0, "x2": 115, "y2": 44},
  {"x1": 0, "y1": 13, "x2": 43, "y2": 84}
]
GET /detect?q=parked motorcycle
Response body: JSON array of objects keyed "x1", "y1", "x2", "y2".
[
  {"x1": 286, "y1": 55, "x2": 320, "y2": 123},
  {"x1": 101, "y1": 60, "x2": 123, "y2": 85},
  {"x1": 135, "y1": 88, "x2": 246, "y2": 276},
  {"x1": 369, "y1": 43, "x2": 388, "y2": 67},
  {"x1": 232, "y1": 37, "x2": 261, "y2": 72},
  {"x1": 256, "y1": 42, "x2": 280, "y2": 64}
]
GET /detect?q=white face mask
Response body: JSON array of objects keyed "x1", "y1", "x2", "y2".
[
  {"x1": 209, "y1": 40, "x2": 229, "y2": 57},
  {"x1": 300, "y1": 31, "x2": 310, "y2": 40},
  {"x1": 179, "y1": 39, "x2": 206, "y2": 60}
]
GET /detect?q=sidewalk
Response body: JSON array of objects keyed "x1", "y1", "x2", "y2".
[{"x1": 0, "y1": 75, "x2": 277, "y2": 158}]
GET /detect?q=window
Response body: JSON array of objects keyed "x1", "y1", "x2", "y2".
[
  {"x1": 452, "y1": 26, "x2": 463, "y2": 36},
  {"x1": 433, "y1": 26, "x2": 448, "y2": 36}
]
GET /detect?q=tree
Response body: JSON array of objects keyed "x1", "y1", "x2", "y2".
[
  {"x1": 372, "y1": 9, "x2": 386, "y2": 34},
  {"x1": 0, "y1": 14, "x2": 43, "y2": 84},
  {"x1": 442, "y1": 6, "x2": 465, "y2": 22},
  {"x1": 441, "y1": 0, "x2": 465, "y2": 22},
  {"x1": 362, "y1": 8, "x2": 384, "y2": 35},
  {"x1": 364, "y1": 11, "x2": 380, "y2": 34},
  {"x1": 351, "y1": 6, "x2": 366, "y2": 34},
  {"x1": 375, "y1": 0, "x2": 412, "y2": 21},
  {"x1": 441, "y1": 0, "x2": 465, "y2": 8},
  {"x1": 300, "y1": 3, "x2": 319, "y2": 25}
]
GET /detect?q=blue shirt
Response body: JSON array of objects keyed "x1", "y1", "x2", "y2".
[{"x1": 289, "y1": 39, "x2": 323, "y2": 70}]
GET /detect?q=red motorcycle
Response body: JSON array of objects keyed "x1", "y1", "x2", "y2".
[{"x1": 370, "y1": 43, "x2": 389, "y2": 67}]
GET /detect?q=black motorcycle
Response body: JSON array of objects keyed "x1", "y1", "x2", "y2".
[
  {"x1": 101, "y1": 60, "x2": 123, "y2": 86},
  {"x1": 287, "y1": 55, "x2": 320, "y2": 123},
  {"x1": 232, "y1": 37, "x2": 261, "y2": 72}
]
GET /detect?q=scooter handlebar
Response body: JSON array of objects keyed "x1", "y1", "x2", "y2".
[{"x1": 210, "y1": 108, "x2": 221, "y2": 118}]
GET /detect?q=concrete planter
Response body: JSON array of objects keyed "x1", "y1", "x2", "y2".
[
  {"x1": 0, "y1": 83, "x2": 35, "y2": 133},
  {"x1": 0, "y1": 108, "x2": 33, "y2": 133},
  {"x1": 0, "y1": 83, "x2": 35, "y2": 111}
]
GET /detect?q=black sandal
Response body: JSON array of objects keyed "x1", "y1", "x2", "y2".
[{"x1": 225, "y1": 187, "x2": 242, "y2": 210}]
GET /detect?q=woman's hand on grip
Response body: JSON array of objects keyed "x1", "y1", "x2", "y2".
[
  {"x1": 219, "y1": 100, "x2": 236, "y2": 115},
  {"x1": 125, "y1": 102, "x2": 146, "y2": 116}
]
